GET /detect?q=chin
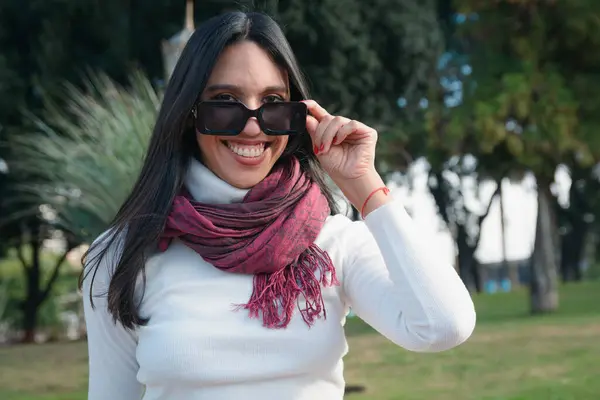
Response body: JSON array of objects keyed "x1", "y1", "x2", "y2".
[{"x1": 224, "y1": 171, "x2": 269, "y2": 189}]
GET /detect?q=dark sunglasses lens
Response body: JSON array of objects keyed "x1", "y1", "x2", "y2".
[
  {"x1": 261, "y1": 102, "x2": 306, "y2": 134},
  {"x1": 197, "y1": 102, "x2": 247, "y2": 134}
]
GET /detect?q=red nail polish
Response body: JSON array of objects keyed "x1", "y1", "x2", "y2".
[
  {"x1": 319, "y1": 144, "x2": 324, "y2": 151},
  {"x1": 313, "y1": 145, "x2": 319, "y2": 154}
]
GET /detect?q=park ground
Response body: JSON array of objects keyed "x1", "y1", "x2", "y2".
[{"x1": 0, "y1": 281, "x2": 599, "y2": 400}]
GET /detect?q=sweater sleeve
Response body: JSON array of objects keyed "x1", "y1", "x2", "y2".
[
  {"x1": 341, "y1": 199, "x2": 476, "y2": 352},
  {"x1": 82, "y1": 232, "x2": 144, "y2": 400}
]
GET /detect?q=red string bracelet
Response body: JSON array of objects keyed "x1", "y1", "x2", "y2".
[{"x1": 360, "y1": 186, "x2": 390, "y2": 218}]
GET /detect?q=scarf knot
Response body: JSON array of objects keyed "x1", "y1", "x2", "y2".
[{"x1": 159, "y1": 158, "x2": 339, "y2": 328}]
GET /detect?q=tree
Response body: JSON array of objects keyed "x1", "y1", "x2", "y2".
[
  {"x1": 556, "y1": 162, "x2": 600, "y2": 281},
  {"x1": 195, "y1": 0, "x2": 444, "y2": 126},
  {"x1": 428, "y1": 154, "x2": 500, "y2": 292},
  {"x1": 1, "y1": 164, "x2": 82, "y2": 341},
  {"x1": 12, "y1": 216, "x2": 80, "y2": 342},
  {"x1": 9, "y1": 72, "x2": 160, "y2": 243},
  {"x1": 375, "y1": 5, "x2": 507, "y2": 291},
  {"x1": 429, "y1": 0, "x2": 600, "y2": 312},
  {"x1": 0, "y1": 0, "x2": 192, "y2": 231},
  {"x1": 277, "y1": 0, "x2": 443, "y2": 125},
  {"x1": 0, "y1": 0, "x2": 186, "y2": 342}
]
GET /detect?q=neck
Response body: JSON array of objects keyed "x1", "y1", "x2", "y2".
[{"x1": 184, "y1": 158, "x2": 249, "y2": 204}]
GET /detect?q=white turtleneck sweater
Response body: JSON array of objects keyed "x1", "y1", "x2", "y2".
[{"x1": 82, "y1": 159, "x2": 476, "y2": 400}]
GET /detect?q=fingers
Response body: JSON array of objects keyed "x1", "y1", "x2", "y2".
[
  {"x1": 306, "y1": 113, "x2": 350, "y2": 154},
  {"x1": 336, "y1": 120, "x2": 364, "y2": 143},
  {"x1": 302, "y1": 100, "x2": 330, "y2": 122},
  {"x1": 307, "y1": 113, "x2": 333, "y2": 154},
  {"x1": 319, "y1": 116, "x2": 350, "y2": 153},
  {"x1": 306, "y1": 115, "x2": 319, "y2": 137},
  {"x1": 314, "y1": 114, "x2": 334, "y2": 150},
  {"x1": 302, "y1": 100, "x2": 371, "y2": 155}
]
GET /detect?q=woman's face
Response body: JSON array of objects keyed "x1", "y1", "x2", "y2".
[{"x1": 197, "y1": 41, "x2": 290, "y2": 189}]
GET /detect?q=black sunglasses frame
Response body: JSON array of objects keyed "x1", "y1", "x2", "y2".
[{"x1": 192, "y1": 100, "x2": 308, "y2": 136}]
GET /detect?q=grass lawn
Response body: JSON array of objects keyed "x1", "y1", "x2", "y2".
[{"x1": 1, "y1": 281, "x2": 599, "y2": 400}]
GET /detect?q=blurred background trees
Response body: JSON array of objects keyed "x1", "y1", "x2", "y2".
[
  {"x1": 1, "y1": 1, "x2": 600, "y2": 398},
  {"x1": 0, "y1": 0, "x2": 599, "y2": 345},
  {"x1": 422, "y1": 0, "x2": 600, "y2": 312}
]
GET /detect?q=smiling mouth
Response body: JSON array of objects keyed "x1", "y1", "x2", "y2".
[{"x1": 223, "y1": 141, "x2": 272, "y2": 158}]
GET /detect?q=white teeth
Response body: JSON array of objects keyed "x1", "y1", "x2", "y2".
[{"x1": 226, "y1": 142, "x2": 266, "y2": 158}]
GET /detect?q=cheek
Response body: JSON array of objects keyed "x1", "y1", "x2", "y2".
[
  {"x1": 196, "y1": 134, "x2": 220, "y2": 159},
  {"x1": 272, "y1": 136, "x2": 289, "y2": 157}
]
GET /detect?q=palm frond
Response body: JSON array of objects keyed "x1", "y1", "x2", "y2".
[{"x1": 9, "y1": 70, "x2": 161, "y2": 242}]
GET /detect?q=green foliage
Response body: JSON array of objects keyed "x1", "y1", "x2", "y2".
[
  {"x1": 0, "y1": 0, "x2": 188, "y2": 251},
  {"x1": 8, "y1": 72, "x2": 160, "y2": 242},
  {"x1": 428, "y1": 0, "x2": 600, "y2": 179},
  {"x1": 1, "y1": 278, "x2": 62, "y2": 333},
  {"x1": 281, "y1": 0, "x2": 442, "y2": 124},
  {"x1": 0, "y1": 248, "x2": 76, "y2": 332},
  {"x1": 0, "y1": 0, "x2": 184, "y2": 124},
  {"x1": 193, "y1": 0, "x2": 444, "y2": 126},
  {"x1": 584, "y1": 262, "x2": 600, "y2": 281}
]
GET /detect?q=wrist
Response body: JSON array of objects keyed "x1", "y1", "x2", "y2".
[{"x1": 336, "y1": 171, "x2": 392, "y2": 217}]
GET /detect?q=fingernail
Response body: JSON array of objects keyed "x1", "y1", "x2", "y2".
[
  {"x1": 319, "y1": 144, "x2": 324, "y2": 151},
  {"x1": 313, "y1": 145, "x2": 319, "y2": 154}
]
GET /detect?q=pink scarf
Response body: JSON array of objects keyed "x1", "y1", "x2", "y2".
[{"x1": 158, "y1": 158, "x2": 339, "y2": 329}]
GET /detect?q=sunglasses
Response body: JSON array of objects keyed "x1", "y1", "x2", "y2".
[{"x1": 193, "y1": 101, "x2": 307, "y2": 136}]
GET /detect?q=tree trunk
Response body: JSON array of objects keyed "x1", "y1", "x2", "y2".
[
  {"x1": 560, "y1": 228, "x2": 573, "y2": 282},
  {"x1": 21, "y1": 237, "x2": 42, "y2": 343},
  {"x1": 18, "y1": 228, "x2": 79, "y2": 343},
  {"x1": 471, "y1": 258, "x2": 482, "y2": 293},
  {"x1": 573, "y1": 217, "x2": 587, "y2": 281},
  {"x1": 560, "y1": 223, "x2": 587, "y2": 282},
  {"x1": 21, "y1": 299, "x2": 39, "y2": 343},
  {"x1": 530, "y1": 181, "x2": 559, "y2": 313},
  {"x1": 499, "y1": 179, "x2": 509, "y2": 273},
  {"x1": 456, "y1": 227, "x2": 477, "y2": 292},
  {"x1": 570, "y1": 222, "x2": 586, "y2": 281}
]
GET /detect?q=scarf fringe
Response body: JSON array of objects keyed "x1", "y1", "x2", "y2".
[{"x1": 233, "y1": 244, "x2": 339, "y2": 329}]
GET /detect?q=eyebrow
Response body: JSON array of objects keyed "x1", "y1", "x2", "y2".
[{"x1": 204, "y1": 84, "x2": 289, "y2": 93}]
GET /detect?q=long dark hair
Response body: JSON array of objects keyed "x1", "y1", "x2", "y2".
[{"x1": 81, "y1": 11, "x2": 339, "y2": 329}]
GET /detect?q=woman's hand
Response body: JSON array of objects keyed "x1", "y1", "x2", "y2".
[
  {"x1": 303, "y1": 100, "x2": 377, "y2": 180},
  {"x1": 303, "y1": 100, "x2": 391, "y2": 216}
]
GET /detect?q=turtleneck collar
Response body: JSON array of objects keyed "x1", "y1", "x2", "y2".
[{"x1": 184, "y1": 158, "x2": 249, "y2": 204}]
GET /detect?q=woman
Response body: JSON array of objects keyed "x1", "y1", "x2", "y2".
[{"x1": 82, "y1": 11, "x2": 475, "y2": 400}]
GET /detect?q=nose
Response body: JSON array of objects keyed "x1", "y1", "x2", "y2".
[
  {"x1": 241, "y1": 100, "x2": 262, "y2": 137},
  {"x1": 241, "y1": 116, "x2": 261, "y2": 136}
]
